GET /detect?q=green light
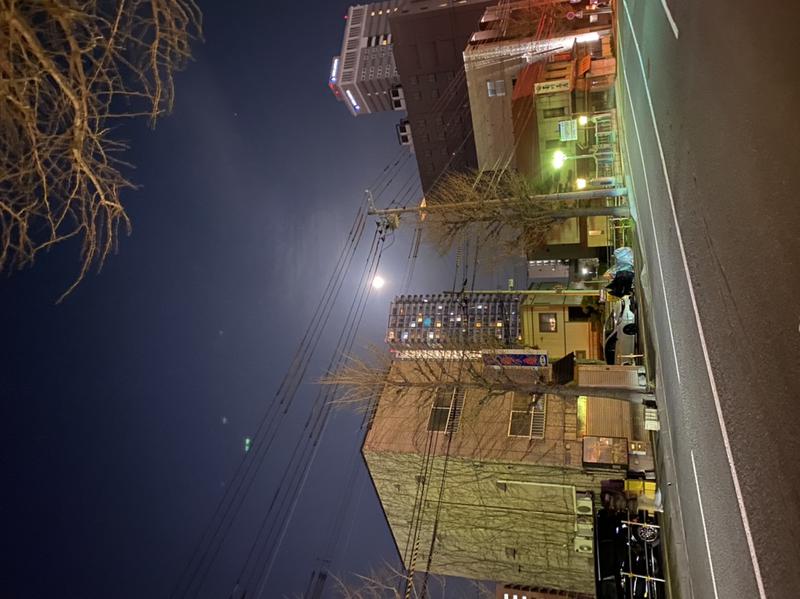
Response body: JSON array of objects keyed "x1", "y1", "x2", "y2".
[
  {"x1": 552, "y1": 150, "x2": 567, "y2": 169},
  {"x1": 244, "y1": 437, "x2": 252, "y2": 452}
]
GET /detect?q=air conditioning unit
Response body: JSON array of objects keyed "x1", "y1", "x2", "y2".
[
  {"x1": 576, "y1": 494, "x2": 594, "y2": 516},
  {"x1": 574, "y1": 536, "x2": 594, "y2": 554}
]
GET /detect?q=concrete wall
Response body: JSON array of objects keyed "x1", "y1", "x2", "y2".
[
  {"x1": 464, "y1": 43, "x2": 528, "y2": 170},
  {"x1": 363, "y1": 450, "x2": 599, "y2": 593}
]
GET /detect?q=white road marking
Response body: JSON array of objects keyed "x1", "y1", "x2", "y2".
[
  {"x1": 622, "y1": 2, "x2": 767, "y2": 597},
  {"x1": 619, "y1": 45, "x2": 682, "y2": 386},
  {"x1": 691, "y1": 450, "x2": 720, "y2": 599},
  {"x1": 660, "y1": 0, "x2": 680, "y2": 39}
]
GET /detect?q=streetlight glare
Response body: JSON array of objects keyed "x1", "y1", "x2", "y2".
[
  {"x1": 372, "y1": 275, "x2": 386, "y2": 289},
  {"x1": 578, "y1": 115, "x2": 589, "y2": 126},
  {"x1": 576, "y1": 178, "x2": 587, "y2": 189},
  {"x1": 552, "y1": 150, "x2": 567, "y2": 169}
]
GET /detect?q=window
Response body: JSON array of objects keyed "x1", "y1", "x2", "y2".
[
  {"x1": 568, "y1": 306, "x2": 591, "y2": 322},
  {"x1": 508, "y1": 393, "x2": 547, "y2": 438},
  {"x1": 487, "y1": 80, "x2": 506, "y2": 97},
  {"x1": 538, "y1": 312, "x2": 558, "y2": 332},
  {"x1": 543, "y1": 106, "x2": 567, "y2": 118},
  {"x1": 427, "y1": 387, "x2": 464, "y2": 433}
]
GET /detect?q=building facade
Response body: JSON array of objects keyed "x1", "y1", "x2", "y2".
[
  {"x1": 329, "y1": 1, "x2": 405, "y2": 116},
  {"x1": 386, "y1": 292, "x2": 522, "y2": 347},
  {"x1": 330, "y1": 0, "x2": 492, "y2": 191},
  {"x1": 389, "y1": 0, "x2": 493, "y2": 191},
  {"x1": 363, "y1": 356, "x2": 652, "y2": 595}
]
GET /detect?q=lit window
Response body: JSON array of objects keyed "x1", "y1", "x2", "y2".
[{"x1": 538, "y1": 312, "x2": 557, "y2": 332}]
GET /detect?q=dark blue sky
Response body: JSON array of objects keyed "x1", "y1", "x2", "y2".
[{"x1": 1, "y1": 2, "x2": 524, "y2": 597}]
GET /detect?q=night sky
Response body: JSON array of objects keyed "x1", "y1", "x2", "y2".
[{"x1": 2, "y1": 2, "x2": 524, "y2": 597}]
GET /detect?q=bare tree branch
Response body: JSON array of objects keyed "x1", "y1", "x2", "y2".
[
  {"x1": 0, "y1": 0, "x2": 202, "y2": 299},
  {"x1": 422, "y1": 170, "x2": 626, "y2": 257}
]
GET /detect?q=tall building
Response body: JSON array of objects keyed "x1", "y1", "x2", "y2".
[
  {"x1": 329, "y1": 1, "x2": 405, "y2": 116},
  {"x1": 386, "y1": 292, "x2": 522, "y2": 347},
  {"x1": 329, "y1": 0, "x2": 492, "y2": 191},
  {"x1": 389, "y1": 0, "x2": 493, "y2": 191}
]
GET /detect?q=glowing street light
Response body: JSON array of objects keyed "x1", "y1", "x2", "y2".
[
  {"x1": 552, "y1": 150, "x2": 567, "y2": 169},
  {"x1": 372, "y1": 275, "x2": 386, "y2": 290},
  {"x1": 578, "y1": 115, "x2": 589, "y2": 126},
  {"x1": 576, "y1": 178, "x2": 587, "y2": 190}
]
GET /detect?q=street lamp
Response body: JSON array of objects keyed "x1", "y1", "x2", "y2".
[
  {"x1": 552, "y1": 150, "x2": 567, "y2": 170},
  {"x1": 576, "y1": 178, "x2": 587, "y2": 189},
  {"x1": 577, "y1": 115, "x2": 589, "y2": 126}
]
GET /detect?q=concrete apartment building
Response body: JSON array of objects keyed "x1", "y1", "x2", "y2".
[
  {"x1": 388, "y1": 0, "x2": 493, "y2": 191},
  {"x1": 363, "y1": 354, "x2": 654, "y2": 594},
  {"x1": 329, "y1": 1, "x2": 405, "y2": 115},
  {"x1": 386, "y1": 292, "x2": 523, "y2": 347},
  {"x1": 330, "y1": 0, "x2": 492, "y2": 192}
]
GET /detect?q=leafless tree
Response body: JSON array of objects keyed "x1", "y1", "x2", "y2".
[
  {"x1": 322, "y1": 345, "x2": 652, "y2": 409},
  {"x1": 0, "y1": 0, "x2": 201, "y2": 299},
  {"x1": 327, "y1": 562, "x2": 493, "y2": 599},
  {"x1": 421, "y1": 170, "x2": 628, "y2": 257}
]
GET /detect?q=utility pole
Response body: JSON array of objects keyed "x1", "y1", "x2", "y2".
[{"x1": 367, "y1": 187, "x2": 628, "y2": 217}]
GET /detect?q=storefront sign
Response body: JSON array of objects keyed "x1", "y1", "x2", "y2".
[
  {"x1": 534, "y1": 79, "x2": 571, "y2": 94},
  {"x1": 482, "y1": 350, "x2": 549, "y2": 368}
]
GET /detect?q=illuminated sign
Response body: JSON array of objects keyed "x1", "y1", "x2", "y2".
[
  {"x1": 330, "y1": 57, "x2": 340, "y2": 82},
  {"x1": 345, "y1": 89, "x2": 360, "y2": 111},
  {"x1": 482, "y1": 350, "x2": 548, "y2": 368}
]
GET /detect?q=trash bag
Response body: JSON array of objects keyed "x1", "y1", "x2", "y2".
[
  {"x1": 613, "y1": 246, "x2": 634, "y2": 273},
  {"x1": 602, "y1": 246, "x2": 635, "y2": 281},
  {"x1": 606, "y1": 269, "x2": 634, "y2": 297}
]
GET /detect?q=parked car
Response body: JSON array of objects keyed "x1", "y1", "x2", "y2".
[
  {"x1": 596, "y1": 507, "x2": 664, "y2": 599},
  {"x1": 604, "y1": 295, "x2": 638, "y2": 365}
]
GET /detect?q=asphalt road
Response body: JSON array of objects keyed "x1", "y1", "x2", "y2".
[{"x1": 616, "y1": 1, "x2": 800, "y2": 598}]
